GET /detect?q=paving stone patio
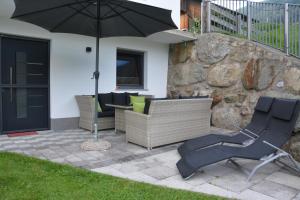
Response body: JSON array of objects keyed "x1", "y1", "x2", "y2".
[{"x1": 1, "y1": 128, "x2": 300, "y2": 200}]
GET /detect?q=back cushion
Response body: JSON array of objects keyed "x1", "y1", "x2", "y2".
[
  {"x1": 144, "y1": 98, "x2": 168, "y2": 115},
  {"x1": 255, "y1": 96, "x2": 274, "y2": 112},
  {"x1": 272, "y1": 99, "x2": 297, "y2": 121},
  {"x1": 133, "y1": 102, "x2": 145, "y2": 113},
  {"x1": 125, "y1": 92, "x2": 139, "y2": 105},
  {"x1": 112, "y1": 93, "x2": 127, "y2": 106},
  {"x1": 98, "y1": 93, "x2": 113, "y2": 112}
]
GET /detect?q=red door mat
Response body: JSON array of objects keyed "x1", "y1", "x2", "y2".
[{"x1": 7, "y1": 131, "x2": 38, "y2": 137}]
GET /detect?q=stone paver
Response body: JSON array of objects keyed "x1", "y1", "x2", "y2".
[
  {"x1": 251, "y1": 181, "x2": 299, "y2": 200},
  {"x1": 293, "y1": 193, "x2": 300, "y2": 200},
  {"x1": 266, "y1": 172, "x2": 300, "y2": 190},
  {"x1": 1, "y1": 127, "x2": 299, "y2": 200},
  {"x1": 129, "y1": 172, "x2": 159, "y2": 184},
  {"x1": 192, "y1": 183, "x2": 238, "y2": 199},
  {"x1": 142, "y1": 165, "x2": 178, "y2": 180},
  {"x1": 209, "y1": 172, "x2": 265, "y2": 193},
  {"x1": 156, "y1": 176, "x2": 195, "y2": 191},
  {"x1": 238, "y1": 189, "x2": 277, "y2": 200}
]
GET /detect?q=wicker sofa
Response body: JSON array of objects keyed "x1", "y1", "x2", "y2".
[
  {"x1": 125, "y1": 98, "x2": 213, "y2": 150},
  {"x1": 75, "y1": 95, "x2": 115, "y2": 131}
]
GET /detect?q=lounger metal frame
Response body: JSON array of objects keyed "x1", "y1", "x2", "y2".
[
  {"x1": 228, "y1": 140, "x2": 300, "y2": 181},
  {"x1": 228, "y1": 115, "x2": 259, "y2": 139}
]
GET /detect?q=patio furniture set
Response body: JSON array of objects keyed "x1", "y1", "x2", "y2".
[
  {"x1": 76, "y1": 94, "x2": 300, "y2": 181},
  {"x1": 76, "y1": 93, "x2": 213, "y2": 150}
]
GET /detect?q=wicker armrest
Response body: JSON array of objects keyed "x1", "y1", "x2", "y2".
[
  {"x1": 125, "y1": 110, "x2": 151, "y2": 148},
  {"x1": 75, "y1": 95, "x2": 95, "y2": 119},
  {"x1": 125, "y1": 110, "x2": 149, "y2": 125}
]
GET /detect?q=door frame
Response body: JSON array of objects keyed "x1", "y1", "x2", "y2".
[{"x1": 0, "y1": 33, "x2": 51, "y2": 134}]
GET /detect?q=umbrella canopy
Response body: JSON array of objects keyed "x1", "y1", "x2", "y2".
[
  {"x1": 11, "y1": 0, "x2": 177, "y2": 139},
  {"x1": 12, "y1": 0, "x2": 177, "y2": 38}
]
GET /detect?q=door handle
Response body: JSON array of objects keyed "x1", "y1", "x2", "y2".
[{"x1": 10, "y1": 67, "x2": 13, "y2": 103}]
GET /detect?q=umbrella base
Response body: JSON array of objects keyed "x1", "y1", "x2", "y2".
[{"x1": 81, "y1": 139, "x2": 111, "y2": 151}]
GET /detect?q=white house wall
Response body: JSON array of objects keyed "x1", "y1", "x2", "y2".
[{"x1": 0, "y1": 0, "x2": 179, "y2": 128}]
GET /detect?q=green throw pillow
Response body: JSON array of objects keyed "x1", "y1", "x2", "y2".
[
  {"x1": 133, "y1": 102, "x2": 145, "y2": 113},
  {"x1": 92, "y1": 97, "x2": 102, "y2": 112},
  {"x1": 130, "y1": 95, "x2": 145, "y2": 105}
]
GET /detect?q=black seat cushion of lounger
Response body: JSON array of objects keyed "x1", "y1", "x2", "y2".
[
  {"x1": 272, "y1": 99, "x2": 297, "y2": 121},
  {"x1": 98, "y1": 93, "x2": 113, "y2": 112},
  {"x1": 255, "y1": 96, "x2": 274, "y2": 112},
  {"x1": 177, "y1": 145, "x2": 235, "y2": 178},
  {"x1": 144, "y1": 98, "x2": 168, "y2": 115},
  {"x1": 177, "y1": 133, "x2": 250, "y2": 157},
  {"x1": 177, "y1": 96, "x2": 274, "y2": 157},
  {"x1": 98, "y1": 111, "x2": 115, "y2": 118},
  {"x1": 177, "y1": 99, "x2": 300, "y2": 179},
  {"x1": 112, "y1": 93, "x2": 127, "y2": 106}
]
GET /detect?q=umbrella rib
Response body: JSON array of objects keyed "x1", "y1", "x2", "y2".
[
  {"x1": 68, "y1": 5, "x2": 96, "y2": 20},
  {"x1": 12, "y1": 0, "x2": 95, "y2": 19},
  {"x1": 109, "y1": 2, "x2": 177, "y2": 28},
  {"x1": 75, "y1": 0, "x2": 96, "y2": 18},
  {"x1": 101, "y1": 2, "x2": 128, "y2": 20},
  {"x1": 50, "y1": 2, "x2": 94, "y2": 32},
  {"x1": 101, "y1": 3, "x2": 119, "y2": 18},
  {"x1": 106, "y1": 4, "x2": 146, "y2": 37},
  {"x1": 101, "y1": 10, "x2": 130, "y2": 20}
]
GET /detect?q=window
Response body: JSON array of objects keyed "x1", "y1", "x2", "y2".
[{"x1": 117, "y1": 49, "x2": 144, "y2": 89}]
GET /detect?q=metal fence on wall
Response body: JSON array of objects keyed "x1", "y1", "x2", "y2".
[{"x1": 204, "y1": 0, "x2": 300, "y2": 58}]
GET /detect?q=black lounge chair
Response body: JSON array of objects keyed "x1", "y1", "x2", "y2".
[
  {"x1": 178, "y1": 96, "x2": 274, "y2": 157},
  {"x1": 177, "y1": 98, "x2": 300, "y2": 181}
]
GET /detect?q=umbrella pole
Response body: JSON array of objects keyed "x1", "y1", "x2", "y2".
[
  {"x1": 93, "y1": 0, "x2": 101, "y2": 140},
  {"x1": 81, "y1": 0, "x2": 111, "y2": 151}
]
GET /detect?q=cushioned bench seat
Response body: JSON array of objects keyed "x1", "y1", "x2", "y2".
[{"x1": 75, "y1": 92, "x2": 139, "y2": 131}]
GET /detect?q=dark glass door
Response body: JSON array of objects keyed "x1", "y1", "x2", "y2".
[{"x1": 0, "y1": 37, "x2": 49, "y2": 133}]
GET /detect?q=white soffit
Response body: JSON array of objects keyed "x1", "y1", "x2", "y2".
[
  {"x1": 147, "y1": 30, "x2": 196, "y2": 44},
  {"x1": 0, "y1": 0, "x2": 15, "y2": 18}
]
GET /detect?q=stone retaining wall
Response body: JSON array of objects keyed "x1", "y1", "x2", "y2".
[{"x1": 167, "y1": 33, "x2": 300, "y2": 160}]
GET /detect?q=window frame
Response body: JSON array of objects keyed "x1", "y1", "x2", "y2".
[{"x1": 116, "y1": 49, "x2": 145, "y2": 90}]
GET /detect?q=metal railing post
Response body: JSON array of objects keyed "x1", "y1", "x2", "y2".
[
  {"x1": 284, "y1": 3, "x2": 289, "y2": 55},
  {"x1": 237, "y1": 14, "x2": 242, "y2": 35},
  {"x1": 207, "y1": 0, "x2": 211, "y2": 33},
  {"x1": 201, "y1": 2, "x2": 204, "y2": 34},
  {"x1": 247, "y1": 0, "x2": 252, "y2": 40}
]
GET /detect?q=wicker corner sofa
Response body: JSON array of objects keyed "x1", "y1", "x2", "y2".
[
  {"x1": 75, "y1": 95, "x2": 114, "y2": 131},
  {"x1": 125, "y1": 98, "x2": 213, "y2": 150}
]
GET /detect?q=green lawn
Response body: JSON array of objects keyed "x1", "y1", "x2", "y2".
[{"x1": 0, "y1": 152, "x2": 224, "y2": 200}]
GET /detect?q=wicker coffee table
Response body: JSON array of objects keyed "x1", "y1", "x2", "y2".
[{"x1": 106, "y1": 104, "x2": 133, "y2": 132}]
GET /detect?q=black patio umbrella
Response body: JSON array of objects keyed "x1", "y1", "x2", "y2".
[{"x1": 12, "y1": 0, "x2": 177, "y2": 140}]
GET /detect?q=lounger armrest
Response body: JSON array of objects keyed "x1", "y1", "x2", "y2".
[
  {"x1": 226, "y1": 113, "x2": 259, "y2": 138},
  {"x1": 239, "y1": 130, "x2": 257, "y2": 140},
  {"x1": 244, "y1": 129, "x2": 259, "y2": 138},
  {"x1": 263, "y1": 140, "x2": 288, "y2": 154}
]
